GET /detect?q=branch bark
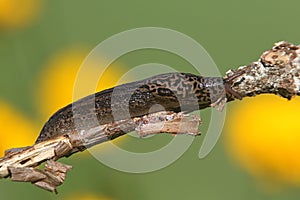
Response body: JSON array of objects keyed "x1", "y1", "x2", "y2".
[
  {"x1": 0, "y1": 111, "x2": 201, "y2": 192},
  {"x1": 0, "y1": 41, "x2": 299, "y2": 193}
]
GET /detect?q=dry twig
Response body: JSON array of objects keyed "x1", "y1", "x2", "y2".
[
  {"x1": 0, "y1": 41, "x2": 299, "y2": 192},
  {"x1": 0, "y1": 111, "x2": 200, "y2": 192}
]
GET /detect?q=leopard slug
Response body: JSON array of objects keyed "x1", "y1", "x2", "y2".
[{"x1": 35, "y1": 72, "x2": 242, "y2": 144}]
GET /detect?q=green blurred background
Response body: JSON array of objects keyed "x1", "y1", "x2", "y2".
[{"x1": 0, "y1": 0, "x2": 300, "y2": 199}]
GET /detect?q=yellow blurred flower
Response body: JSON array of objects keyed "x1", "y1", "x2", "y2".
[
  {"x1": 64, "y1": 193, "x2": 113, "y2": 200},
  {"x1": 0, "y1": 46, "x2": 126, "y2": 156},
  {"x1": 0, "y1": 100, "x2": 38, "y2": 156},
  {"x1": 225, "y1": 94, "x2": 300, "y2": 188},
  {"x1": 36, "y1": 48, "x2": 126, "y2": 119},
  {"x1": 0, "y1": 0, "x2": 41, "y2": 30}
]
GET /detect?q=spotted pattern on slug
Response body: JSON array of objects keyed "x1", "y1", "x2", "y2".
[{"x1": 35, "y1": 72, "x2": 239, "y2": 143}]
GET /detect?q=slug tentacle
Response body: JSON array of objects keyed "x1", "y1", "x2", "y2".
[{"x1": 223, "y1": 69, "x2": 246, "y2": 100}]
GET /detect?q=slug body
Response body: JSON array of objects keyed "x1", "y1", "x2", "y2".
[{"x1": 36, "y1": 72, "x2": 240, "y2": 144}]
